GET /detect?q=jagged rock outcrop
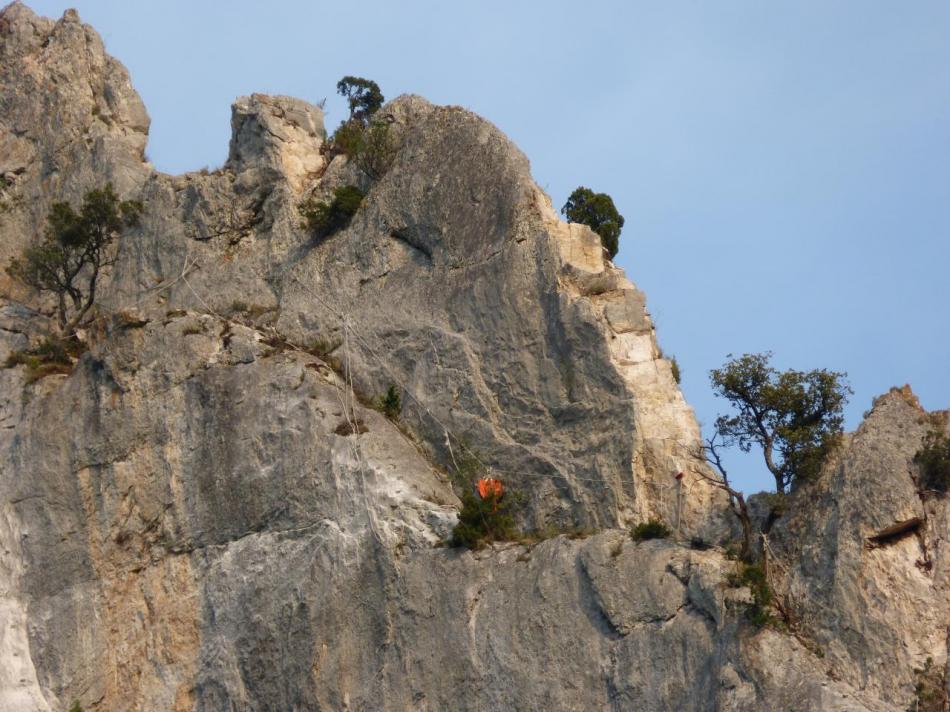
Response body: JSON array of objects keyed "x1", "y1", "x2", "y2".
[
  {"x1": 0, "y1": 5, "x2": 946, "y2": 711},
  {"x1": 1, "y1": 0, "x2": 727, "y2": 536},
  {"x1": 768, "y1": 387, "x2": 950, "y2": 710}
]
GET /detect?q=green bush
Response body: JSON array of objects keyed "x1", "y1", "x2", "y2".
[
  {"x1": 378, "y1": 384, "x2": 401, "y2": 420},
  {"x1": 630, "y1": 519, "x2": 671, "y2": 542},
  {"x1": 329, "y1": 119, "x2": 365, "y2": 158},
  {"x1": 328, "y1": 118, "x2": 398, "y2": 180},
  {"x1": 727, "y1": 563, "x2": 773, "y2": 627},
  {"x1": 450, "y1": 490, "x2": 518, "y2": 550},
  {"x1": 669, "y1": 355, "x2": 681, "y2": 384},
  {"x1": 561, "y1": 186, "x2": 625, "y2": 259},
  {"x1": 914, "y1": 429, "x2": 950, "y2": 494},
  {"x1": 299, "y1": 185, "x2": 365, "y2": 239}
]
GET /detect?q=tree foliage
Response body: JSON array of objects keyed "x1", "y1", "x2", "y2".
[
  {"x1": 379, "y1": 384, "x2": 401, "y2": 420},
  {"x1": 561, "y1": 186, "x2": 625, "y2": 259},
  {"x1": 354, "y1": 119, "x2": 398, "y2": 180},
  {"x1": 710, "y1": 352, "x2": 851, "y2": 493},
  {"x1": 299, "y1": 185, "x2": 365, "y2": 239},
  {"x1": 336, "y1": 76, "x2": 384, "y2": 124},
  {"x1": 6, "y1": 184, "x2": 142, "y2": 335},
  {"x1": 915, "y1": 429, "x2": 950, "y2": 495},
  {"x1": 330, "y1": 118, "x2": 398, "y2": 180},
  {"x1": 326, "y1": 77, "x2": 398, "y2": 180}
]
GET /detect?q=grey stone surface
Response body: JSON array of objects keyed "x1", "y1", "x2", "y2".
[
  {"x1": 768, "y1": 387, "x2": 950, "y2": 709},
  {"x1": 0, "y1": 4, "x2": 946, "y2": 711}
]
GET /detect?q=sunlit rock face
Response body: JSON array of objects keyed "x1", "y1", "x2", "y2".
[{"x1": 0, "y1": 4, "x2": 945, "y2": 711}]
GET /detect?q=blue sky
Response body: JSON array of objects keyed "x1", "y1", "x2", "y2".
[{"x1": 27, "y1": 1, "x2": 950, "y2": 493}]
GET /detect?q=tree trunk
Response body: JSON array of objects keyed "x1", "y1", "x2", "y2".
[{"x1": 763, "y1": 441, "x2": 784, "y2": 493}]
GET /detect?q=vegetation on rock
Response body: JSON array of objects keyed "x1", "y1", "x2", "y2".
[
  {"x1": 561, "y1": 186, "x2": 625, "y2": 259},
  {"x1": 909, "y1": 656, "x2": 948, "y2": 712},
  {"x1": 328, "y1": 117, "x2": 398, "y2": 180},
  {"x1": 325, "y1": 76, "x2": 397, "y2": 180},
  {"x1": 4, "y1": 335, "x2": 85, "y2": 384},
  {"x1": 378, "y1": 384, "x2": 401, "y2": 420},
  {"x1": 630, "y1": 519, "x2": 671, "y2": 542},
  {"x1": 299, "y1": 185, "x2": 365, "y2": 238},
  {"x1": 669, "y1": 355, "x2": 681, "y2": 384},
  {"x1": 914, "y1": 428, "x2": 950, "y2": 494},
  {"x1": 727, "y1": 562, "x2": 773, "y2": 627},
  {"x1": 709, "y1": 352, "x2": 851, "y2": 494},
  {"x1": 446, "y1": 448, "x2": 520, "y2": 550},
  {"x1": 450, "y1": 488, "x2": 517, "y2": 550},
  {"x1": 6, "y1": 184, "x2": 142, "y2": 336},
  {"x1": 353, "y1": 119, "x2": 398, "y2": 180}
]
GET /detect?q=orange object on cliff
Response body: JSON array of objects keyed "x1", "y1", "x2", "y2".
[{"x1": 476, "y1": 478, "x2": 505, "y2": 500}]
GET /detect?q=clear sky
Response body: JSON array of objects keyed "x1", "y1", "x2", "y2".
[{"x1": 25, "y1": 0, "x2": 950, "y2": 494}]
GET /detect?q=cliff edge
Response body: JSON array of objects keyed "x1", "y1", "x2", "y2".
[{"x1": 0, "y1": 5, "x2": 946, "y2": 711}]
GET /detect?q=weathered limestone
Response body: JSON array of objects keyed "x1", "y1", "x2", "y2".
[
  {"x1": 0, "y1": 3, "x2": 150, "y2": 297},
  {"x1": 768, "y1": 387, "x2": 950, "y2": 709},
  {"x1": 228, "y1": 94, "x2": 326, "y2": 193},
  {"x1": 0, "y1": 4, "x2": 946, "y2": 711}
]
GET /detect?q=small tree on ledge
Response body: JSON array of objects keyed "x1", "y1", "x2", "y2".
[
  {"x1": 561, "y1": 186, "x2": 625, "y2": 259},
  {"x1": 6, "y1": 184, "x2": 142, "y2": 336}
]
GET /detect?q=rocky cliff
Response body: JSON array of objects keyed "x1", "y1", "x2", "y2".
[{"x1": 0, "y1": 5, "x2": 946, "y2": 711}]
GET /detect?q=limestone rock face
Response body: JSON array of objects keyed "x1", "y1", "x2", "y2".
[
  {"x1": 228, "y1": 93, "x2": 326, "y2": 193},
  {"x1": 0, "y1": 2, "x2": 150, "y2": 295},
  {"x1": 0, "y1": 5, "x2": 946, "y2": 711},
  {"x1": 768, "y1": 387, "x2": 950, "y2": 710}
]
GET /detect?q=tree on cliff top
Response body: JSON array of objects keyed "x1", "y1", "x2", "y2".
[
  {"x1": 336, "y1": 76, "x2": 384, "y2": 124},
  {"x1": 6, "y1": 184, "x2": 142, "y2": 336},
  {"x1": 561, "y1": 187, "x2": 625, "y2": 259},
  {"x1": 709, "y1": 352, "x2": 851, "y2": 494}
]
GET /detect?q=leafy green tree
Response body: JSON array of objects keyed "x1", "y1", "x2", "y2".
[
  {"x1": 299, "y1": 185, "x2": 365, "y2": 239},
  {"x1": 6, "y1": 184, "x2": 142, "y2": 335},
  {"x1": 709, "y1": 352, "x2": 851, "y2": 494},
  {"x1": 336, "y1": 76, "x2": 384, "y2": 124},
  {"x1": 561, "y1": 186, "x2": 625, "y2": 259}
]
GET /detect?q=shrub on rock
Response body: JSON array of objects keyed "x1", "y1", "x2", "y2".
[{"x1": 299, "y1": 185, "x2": 365, "y2": 239}]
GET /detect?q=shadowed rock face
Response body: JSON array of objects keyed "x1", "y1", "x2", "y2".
[{"x1": 0, "y1": 5, "x2": 946, "y2": 711}]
